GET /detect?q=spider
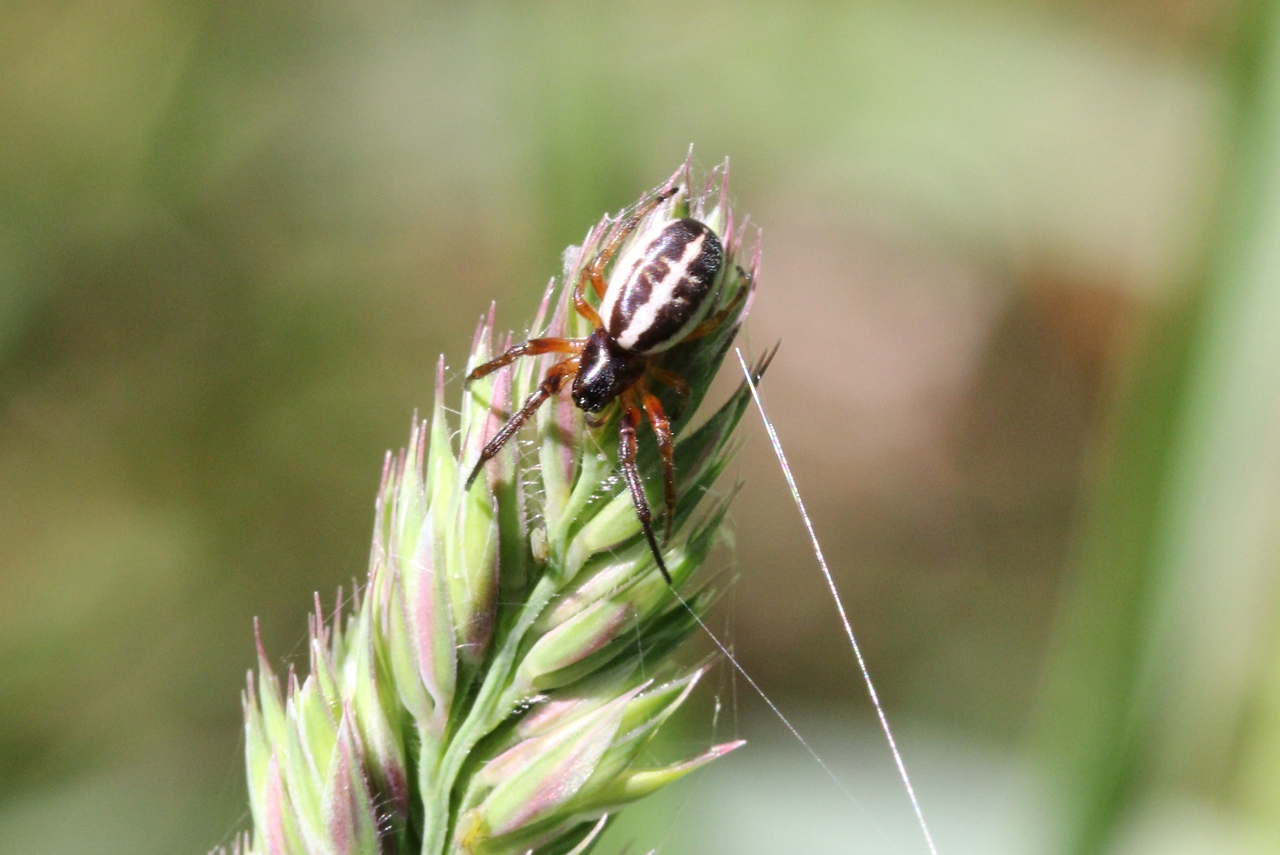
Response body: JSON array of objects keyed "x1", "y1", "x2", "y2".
[{"x1": 462, "y1": 185, "x2": 747, "y2": 584}]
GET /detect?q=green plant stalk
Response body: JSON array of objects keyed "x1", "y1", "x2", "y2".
[
  {"x1": 427, "y1": 576, "x2": 559, "y2": 854},
  {"x1": 1030, "y1": 1, "x2": 1280, "y2": 851},
  {"x1": 225, "y1": 158, "x2": 761, "y2": 855}
]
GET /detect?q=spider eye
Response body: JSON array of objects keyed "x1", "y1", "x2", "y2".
[
  {"x1": 571, "y1": 330, "x2": 644, "y2": 413},
  {"x1": 570, "y1": 365, "x2": 614, "y2": 413}
]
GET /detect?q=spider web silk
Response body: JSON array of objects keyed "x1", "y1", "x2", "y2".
[{"x1": 734, "y1": 348, "x2": 941, "y2": 855}]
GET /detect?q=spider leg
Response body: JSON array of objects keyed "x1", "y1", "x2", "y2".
[
  {"x1": 573, "y1": 186, "x2": 680, "y2": 326},
  {"x1": 464, "y1": 356, "x2": 580, "y2": 490},
  {"x1": 619, "y1": 392, "x2": 671, "y2": 585},
  {"x1": 573, "y1": 277, "x2": 605, "y2": 329},
  {"x1": 588, "y1": 186, "x2": 679, "y2": 296},
  {"x1": 466, "y1": 337, "x2": 585, "y2": 383},
  {"x1": 639, "y1": 383, "x2": 677, "y2": 547},
  {"x1": 646, "y1": 365, "x2": 691, "y2": 421},
  {"x1": 683, "y1": 278, "x2": 749, "y2": 342}
]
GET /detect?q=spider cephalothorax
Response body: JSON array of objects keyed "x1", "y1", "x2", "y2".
[{"x1": 463, "y1": 185, "x2": 746, "y2": 583}]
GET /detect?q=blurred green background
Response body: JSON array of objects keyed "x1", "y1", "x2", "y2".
[{"x1": 3, "y1": 0, "x2": 1279, "y2": 852}]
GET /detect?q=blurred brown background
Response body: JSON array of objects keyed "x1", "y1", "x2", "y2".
[{"x1": 4, "y1": 1, "x2": 1278, "y2": 853}]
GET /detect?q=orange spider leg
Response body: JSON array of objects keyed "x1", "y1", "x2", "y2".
[
  {"x1": 683, "y1": 279, "x2": 748, "y2": 342},
  {"x1": 639, "y1": 381, "x2": 677, "y2": 546},
  {"x1": 647, "y1": 365, "x2": 689, "y2": 396},
  {"x1": 646, "y1": 364, "x2": 691, "y2": 419},
  {"x1": 573, "y1": 186, "x2": 680, "y2": 328},
  {"x1": 466, "y1": 337, "x2": 585, "y2": 383},
  {"x1": 618, "y1": 389, "x2": 671, "y2": 584},
  {"x1": 464, "y1": 356, "x2": 580, "y2": 489},
  {"x1": 573, "y1": 281, "x2": 604, "y2": 329},
  {"x1": 587, "y1": 186, "x2": 678, "y2": 296}
]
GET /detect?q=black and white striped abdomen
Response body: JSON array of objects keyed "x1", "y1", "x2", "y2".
[{"x1": 599, "y1": 217, "x2": 724, "y2": 354}]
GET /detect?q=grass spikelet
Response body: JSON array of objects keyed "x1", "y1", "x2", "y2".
[{"x1": 232, "y1": 157, "x2": 763, "y2": 855}]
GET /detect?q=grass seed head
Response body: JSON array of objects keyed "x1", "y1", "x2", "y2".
[{"x1": 236, "y1": 156, "x2": 761, "y2": 855}]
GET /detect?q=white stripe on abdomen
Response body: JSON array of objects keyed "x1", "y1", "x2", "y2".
[{"x1": 613, "y1": 232, "x2": 707, "y2": 351}]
